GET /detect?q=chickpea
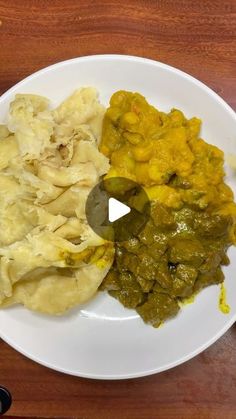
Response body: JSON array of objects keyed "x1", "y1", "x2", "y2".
[{"x1": 132, "y1": 144, "x2": 153, "y2": 162}]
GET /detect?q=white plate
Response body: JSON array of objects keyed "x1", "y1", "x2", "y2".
[{"x1": 0, "y1": 55, "x2": 235, "y2": 379}]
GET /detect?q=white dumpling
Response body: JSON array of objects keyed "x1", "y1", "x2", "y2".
[
  {"x1": 0, "y1": 135, "x2": 18, "y2": 170},
  {"x1": 8, "y1": 94, "x2": 54, "y2": 159},
  {"x1": 37, "y1": 161, "x2": 98, "y2": 187},
  {"x1": 1, "y1": 263, "x2": 111, "y2": 315},
  {"x1": 0, "y1": 88, "x2": 113, "y2": 314}
]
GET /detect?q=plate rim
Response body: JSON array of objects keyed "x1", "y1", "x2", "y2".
[{"x1": 0, "y1": 309, "x2": 236, "y2": 380}]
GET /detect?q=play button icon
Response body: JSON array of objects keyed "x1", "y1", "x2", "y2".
[
  {"x1": 85, "y1": 177, "x2": 150, "y2": 242},
  {"x1": 108, "y1": 198, "x2": 131, "y2": 222}
]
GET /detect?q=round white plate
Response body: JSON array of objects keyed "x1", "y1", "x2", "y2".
[{"x1": 0, "y1": 55, "x2": 235, "y2": 379}]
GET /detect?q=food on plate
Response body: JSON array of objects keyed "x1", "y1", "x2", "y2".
[
  {"x1": 0, "y1": 88, "x2": 114, "y2": 314},
  {"x1": 0, "y1": 87, "x2": 235, "y2": 326},
  {"x1": 100, "y1": 91, "x2": 236, "y2": 327}
]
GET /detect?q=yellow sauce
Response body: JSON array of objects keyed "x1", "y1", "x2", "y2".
[
  {"x1": 179, "y1": 293, "x2": 196, "y2": 307},
  {"x1": 219, "y1": 283, "x2": 231, "y2": 314}
]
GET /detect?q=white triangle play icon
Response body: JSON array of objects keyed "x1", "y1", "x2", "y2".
[{"x1": 108, "y1": 197, "x2": 131, "y2": 222}]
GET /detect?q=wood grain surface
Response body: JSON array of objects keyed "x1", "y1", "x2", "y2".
[{"x1": 0, "y1": 1, "x2": 236, "y2": 418}]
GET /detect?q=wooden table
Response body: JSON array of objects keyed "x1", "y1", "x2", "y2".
[{"x1": 0, "y1": 1, "x2": 236, "y2": 418}]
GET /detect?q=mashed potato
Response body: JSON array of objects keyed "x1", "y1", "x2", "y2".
[{"x1": 0, "y1": 88, "x2": 114, "y2": 314}]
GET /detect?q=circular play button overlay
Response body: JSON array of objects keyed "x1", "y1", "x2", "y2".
[{"x1": 85, "y1": 177, "x2": 150, "y2": 242}]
